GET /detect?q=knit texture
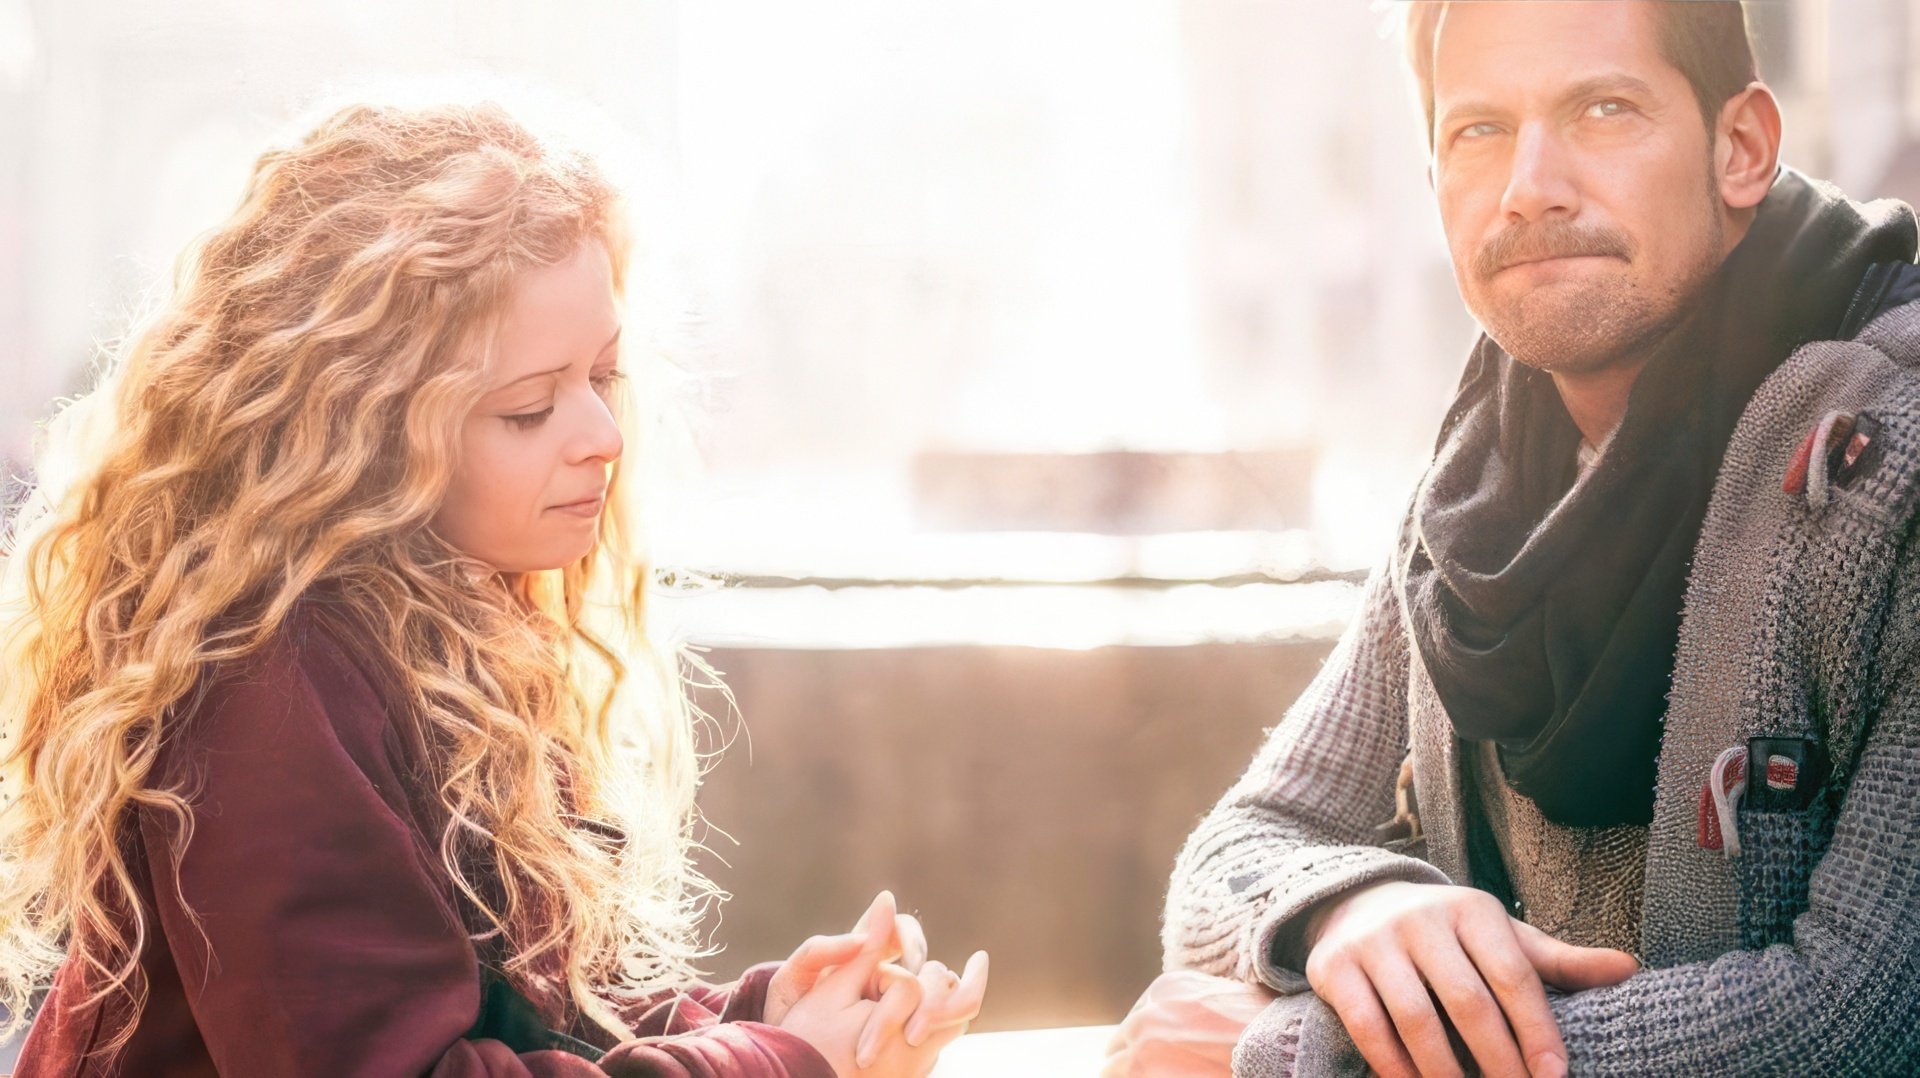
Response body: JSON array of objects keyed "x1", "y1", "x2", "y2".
[
  {"x1": 1469, "y1": 740, "x2": 1647, "y2": 952},
  {"x1": 1166, "y1": 300, "x2": 1920, "y2": 1076}
]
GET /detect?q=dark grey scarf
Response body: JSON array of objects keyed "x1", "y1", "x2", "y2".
[{"x1": 1407, "y1": 168, "x2": 1918, "y2": 828}]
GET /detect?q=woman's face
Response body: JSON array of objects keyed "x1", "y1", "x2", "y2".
[{"x1": 432, "y1": 240, "x2": 626, "y2": 573}]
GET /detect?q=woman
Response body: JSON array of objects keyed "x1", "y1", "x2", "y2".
[{"x1": 0, "y1": 100, "x2": 986, "y2": 1076}]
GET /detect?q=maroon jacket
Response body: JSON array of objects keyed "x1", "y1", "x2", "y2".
[{"x1": 12, "y1": 606, "x2": 833, "y2": 1077}]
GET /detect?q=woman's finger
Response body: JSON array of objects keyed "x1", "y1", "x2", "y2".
[
  {"x1": 907, "y1": 967, "x2": 977, "y2": 1058},
  {"x1": 893, "y1": 912, "x2": 928, "y2": 973},
  {"x1": 856, "y1": 963, "x2": 925, "y2": 1069},
  {"x1": 902, "y1": 961, "x2": 955, "y2": 1047},
  {"x1": 779, "y1": 932, "x2": 868, "y2": 996},
  {"x1": 905, "y1": 950, "x2": 988, "y2": 1045},
  {"x1": 820, "y1": 891, "x2": 898, "y2": 1003}
]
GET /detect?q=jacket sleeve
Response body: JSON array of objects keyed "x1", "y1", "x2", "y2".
[
  {"x1": 1160, "y1": 563, "x2": 1449, "y2": 994},
  {"x1": 144, "y1": 631, "x2": 833, "y2": 1078},
  {"x1": 594, "y1": 964, "x2": 837, "y2": 1077},
  {"x1": 1541, "y1": 554, "x2": 1920, "y2": 1076},
  {"x1": 141, "y1": 635, "x2": 608, "y2": 1077}
]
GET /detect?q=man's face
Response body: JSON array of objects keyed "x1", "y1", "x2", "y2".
[{"x1": 1430, "y1": 1, "x2": 1728, "y2": 373}]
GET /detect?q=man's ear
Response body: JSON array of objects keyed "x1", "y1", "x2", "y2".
[{"x1": 1717, "y1": 81, "x2": 1782, "y2": 211}]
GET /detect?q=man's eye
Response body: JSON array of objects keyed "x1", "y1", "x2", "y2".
[
  {"x1": 504, "y1": 407, "x2": 554, "y2": 430},
  {"x1": 1587, "y1": 99, "x2": 1629, "y2": 119},
  {"x1": 1458, "y1": 122, "x2": 1501, "y2": 141}
]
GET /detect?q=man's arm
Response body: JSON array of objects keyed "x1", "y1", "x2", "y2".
[
  {"x1": 1161, "y1": 564, "x2": 1449, "y2": 992},
  {"x1": 1544, "y1": 602, "x2": 1920, "y2": 1076}
]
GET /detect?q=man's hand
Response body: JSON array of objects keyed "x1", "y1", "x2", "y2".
[
  {"x1": 1102, "y1": 969, "x2": 1274, "y2": 1078},
  {"x1": 1303, "y1": 881, "x2": 1639, "y2": 1078}
]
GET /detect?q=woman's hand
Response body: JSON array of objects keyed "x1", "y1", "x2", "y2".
[
  {"x1": 770, "y1": 893, "x2": 900, "y2": 1074},
  {"x1": 855, "y1": 950, "x2": 989, "y2": 1071},
  {"x1": 768, "y1": 891, "x2": 990, "y2": 1076},
  {"x1": 767, "y1": 891, "x2": 913, "y2": 1027}
]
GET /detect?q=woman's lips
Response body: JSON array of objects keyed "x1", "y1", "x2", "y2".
[{"x1": 549, "y1": 496, "x2": 603, "y2": 517}]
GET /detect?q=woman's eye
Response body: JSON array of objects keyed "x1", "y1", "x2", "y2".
[
  {"x1": 591, "y1": 369, "x2": 627, "y2": 397},
  {"x1": 503, "y1": 407, "x2": 554, "y2": 430}
]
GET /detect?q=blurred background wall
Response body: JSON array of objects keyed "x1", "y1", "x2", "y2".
[{"x1": 3, "y1": 0, "x2": 1919, "y2": 1045}]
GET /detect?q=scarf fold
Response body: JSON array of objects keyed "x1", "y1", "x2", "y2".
[{"x1": 1407, "y1": 167, "x2": 1918, "y2": 828}]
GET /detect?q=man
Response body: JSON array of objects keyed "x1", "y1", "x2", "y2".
[{"x1": 1121, "y1": 3, "x2": 1920, "y2": 1075}]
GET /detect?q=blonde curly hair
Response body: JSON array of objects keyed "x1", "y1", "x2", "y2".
[{"x1": 0, "y1": 99, "x2": 714, "y2": 1052}]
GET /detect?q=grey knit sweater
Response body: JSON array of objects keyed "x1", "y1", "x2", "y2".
[{"x1": 1162, "y1": 302, "x2": 1920, "y2": 1076}]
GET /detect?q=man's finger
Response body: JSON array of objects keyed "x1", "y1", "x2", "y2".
[
  {"x1": 1314, "y1": 963, "x2": 1419, "y2": 1078},
  {"x1": 1362, "y1": 953, "x2": 1466, "y2": 1078},
  {"x1": 856, "y1": 963, "x2": 924, "y2": 1069},
  {"x1": 1510, "y1": 920, "x2": 1640, "y2": 992},
  {"x1": 1410, "y1": 937, "x2": 1531, "y2": 1078},
  {"x1": 1457, "y1": 918, "x2": 1568, "y2": 1078}
]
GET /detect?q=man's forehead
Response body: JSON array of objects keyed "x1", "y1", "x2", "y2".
[{"x1": 1432, "y1": 1, "x2": 1679, "y2": 107}]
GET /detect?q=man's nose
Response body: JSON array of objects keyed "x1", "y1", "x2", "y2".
[{"x1": 1498, "y1": 123, "x2": 1580, "y2": 223}]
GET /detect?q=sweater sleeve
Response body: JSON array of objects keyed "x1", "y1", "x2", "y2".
[{"x1": 1160, "y1": 564, "x2": 1449, "y2": 994}]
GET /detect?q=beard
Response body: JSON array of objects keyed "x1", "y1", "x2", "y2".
[
  {"x1": 1482, "y1": 265, "x2": 1705, "y2": 374},
  {"x1": 1466, "y1": 180, "x2": 1725, "y2": 375}
]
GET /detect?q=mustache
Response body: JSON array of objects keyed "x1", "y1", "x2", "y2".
[{"x1": 1474, "y1": 220, "x2": 1633, "y2": 278}]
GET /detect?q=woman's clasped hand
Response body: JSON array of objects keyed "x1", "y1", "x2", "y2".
[{"x1": 764, "y1": 891, "x2": 989, "y2": 1077}]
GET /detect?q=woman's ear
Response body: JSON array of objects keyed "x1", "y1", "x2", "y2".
[{"x1": 1717, "y1": 81, "x2": 1783, "y2": 212}]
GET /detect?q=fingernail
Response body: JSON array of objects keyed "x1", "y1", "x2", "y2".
[
  {"x1": 1532, "y1": 1051, "x2": 1567, "y2": 1078},
  {"x1": 856, "y1": 1032, "x2": 874, "y2": 1069},
  {"x1": 905, "y1": 1022, "x2": 923, "y2": 1047}
]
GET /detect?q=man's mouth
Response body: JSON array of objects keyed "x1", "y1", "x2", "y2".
[{"x1": 1495, "y1": 252, "x2": 1620, "y2": 274}]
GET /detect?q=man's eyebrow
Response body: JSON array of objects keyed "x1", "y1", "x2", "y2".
[
  {"x1": 1557, "y1": 73, "x2": 1658, "y2": 107},
  {"x1": 1435, "y1": 97, "x2": 1504, "y2": 131},
  {"x1": 487, "y1": 327, "x2": 623, "y2": 393}
]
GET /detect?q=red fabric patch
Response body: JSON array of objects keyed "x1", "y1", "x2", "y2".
[
  {"x1": 1698, "y1": 748, "x2": 1748, "y2": 850},
  {"x1": 1698, "y1": 780, "x2": 1723, "y2": 850},
  {"x1": 1783, "y1": 426, "x2": 1820, "y2": 495},
  {"x1": 1766, "y1": 755, "x2": 1800, "y2": 791},
  {"x1": 1842, "y1": 431, "x2": 1873, "y2": 470}
]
